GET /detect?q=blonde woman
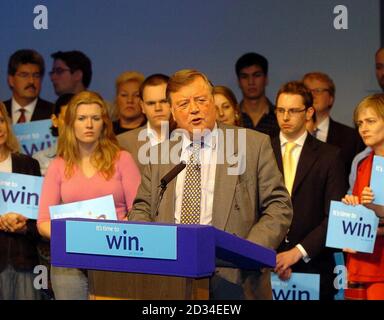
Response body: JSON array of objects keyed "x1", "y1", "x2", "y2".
[
  {"x1": 0, "y1": 102, "x2": 42, "y2": 299},
  {"x1": 342, "y1": 94, "x2": 384, "y2": 299},
  {"x1": 112, "y1": 71, "x2": 146, "y2": 134},
  {"x1": 38, "y1": 91, "x2": 141, "y2": 299}
]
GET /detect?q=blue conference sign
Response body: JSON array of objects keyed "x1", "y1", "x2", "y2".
[
  {"x1": 66, "y1": 221, "x2": 177, "y2": 260},
  {"x1": 271, "y1": 272, "x2": 320, "y2": 300},
  {"x1": 326, "y1": 200, "x2": 378, "y2": 253}
]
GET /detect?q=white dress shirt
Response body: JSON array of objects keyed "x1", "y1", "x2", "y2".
[
  {"x1": 174, "y1": 125, "x2": 218, "y2": 225},
  {"x1": 280, "y1": 130, "x2": 311, "y2": 262},
  {"x1": 315, "y1": 116, "x2": 330, "y2": 142},
  {"x1": 11, "y1": 97, "x2": 38, "y2": 124},
  {"x1": 0, "y1": 154, "x2": 12, "y2": 173}
]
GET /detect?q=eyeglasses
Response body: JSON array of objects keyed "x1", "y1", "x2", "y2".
[
  {"x1": 309, "y1": 88, "x2": 330, "y2": 95},
  {"x1": 275, "y1": 107, "x2": 306, "y2": 116},
  {"x1": 15, "y1": 72, "x2": 41, "y2": 79},
  {"x1": 49, "y1": 67, "x2": 71, "y2": 76}
]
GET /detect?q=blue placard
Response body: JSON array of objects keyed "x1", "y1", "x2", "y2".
[
  {"x1": 271, "y1": 272, "x2": 320, "y2": 300},
  {"x1": 13, "y1": 119, "x2": 56, "y2": 156},
  {"x1": 326, "y1": 200, "x2": 379, "y2": 253},
  {"x1": 0, "y1": 172, "x2": 43, "y2": 220},
  {"x1": 370, "y1": 155, "x2": 384, "y2": 206},
  {"x1": 66, "y1": 221, "x2": 177, "y2": 260},
  {"x1": 49, "y1": 195, "x2": 117, "y2": 220}
]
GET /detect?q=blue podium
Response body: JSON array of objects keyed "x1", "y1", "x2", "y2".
[{"x1": 51, "y1": 219, "x2": 275, "y2": 299}]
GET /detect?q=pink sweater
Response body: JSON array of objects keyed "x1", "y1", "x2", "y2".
[{"x1": 38, "y1": 151, "x2": 141, "y2": 223}]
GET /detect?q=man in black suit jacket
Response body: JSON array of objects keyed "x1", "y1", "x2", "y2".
[
  {"x1": 272, "y1": 81, "x2": 347, "y2": 300},
  {"x1": 303, "y1": 72, "x2": 364, "y2": 182},
  {"x1": 4, "y1": 49, "x2": 53, "y2": 123}
]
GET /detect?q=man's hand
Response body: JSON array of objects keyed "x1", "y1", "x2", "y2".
[{"x1": 275, "y1": 247, "x2": 303, "y2": 277}]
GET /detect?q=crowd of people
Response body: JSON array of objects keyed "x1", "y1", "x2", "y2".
[{"x1": 0, "y1": 46, "x2": 383, "y2": 300}]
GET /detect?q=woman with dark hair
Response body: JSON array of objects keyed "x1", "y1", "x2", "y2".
[
  {"x1": 0, "y1": 101, "x2": 42, "y2": 299},
  {"x1": 33, "y1": 94, "x2": 74, "y2": 176},
  {"x1": 38, "y1": 91, "x2": 140, "y2": 299}
]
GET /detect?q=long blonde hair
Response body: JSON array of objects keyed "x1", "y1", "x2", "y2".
[
  {"x1": 57, "y1": 91, "x2": 120, "y2": 179},
  {"x1": 0, "y1": 102, "x2": 20, "y2": 154}
]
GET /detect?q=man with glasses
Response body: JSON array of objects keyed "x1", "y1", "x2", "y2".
[
  {"x1": 303, "y1": 72, "x2": 364, "y2": 181},
  {"x1": 49, "y1": 50, "x2": 92, "y2": 96},
  {"x1": 4, "y1": 49, "x2": 53, "y2": 123},
  {"x1": 271, "y1": 81, "x2": 347, "y2": 300}
]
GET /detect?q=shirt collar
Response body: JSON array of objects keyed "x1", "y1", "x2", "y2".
[
  {"x1": 280, "y1": 130, "x2": 308, "y2": 148},
  {"x1": 316, "y1": 116, "x2": 330, "y2": 133},
  {"x1": 180, "y1": 122, "x2": 218, "y2": 152},
  {"x1": 12, "y1": 97, "x2": 38, "y2": 114}
]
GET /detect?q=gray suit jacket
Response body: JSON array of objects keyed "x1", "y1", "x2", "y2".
[
  {"x1": 117, "y1": 125, "x2": 148, "y2": 173},
  {"x1": 129, "y1": 123, "x2": 292, "y2": 299}
]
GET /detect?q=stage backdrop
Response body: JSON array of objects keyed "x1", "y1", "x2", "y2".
[{"x1": 0, "y1": 0, "x2": 380, "y2": 126}]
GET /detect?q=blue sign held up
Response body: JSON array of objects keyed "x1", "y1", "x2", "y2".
[
  {"x1": 370, "y1": 155, "x2": 384, "y2": 206},
  {"x1": 13, "y1": 119, "x2": 56, "y2": 156},
  {"x1": 326, "y1": 200, "x2": 379, "y2": 253},
  {"x1": 49, "y1": 194, "x2": 117, "y2": 220},
  {"x1": 0, "y1": 172, "x2": 43, "y2": 220}
]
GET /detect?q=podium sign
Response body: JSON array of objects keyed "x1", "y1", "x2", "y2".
[{"x1": 66, "y1": 220, "x2": 177, "y2": 260}]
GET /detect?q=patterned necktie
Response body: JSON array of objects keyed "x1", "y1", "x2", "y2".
[
  {"x1": 180, "y1": 142, "x2": 201, "y2": 224},
  {"x1": 283, "y1": 142, "x2": 297, "y2": 195},
  {"x1": 17, "y1": 108, "x2": 26, "y2": 123}
]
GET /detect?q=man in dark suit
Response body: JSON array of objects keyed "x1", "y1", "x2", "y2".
[
  {"x1": 303, "y1": 72, "x2": 364, "y2": 182},
  {"x1": 129, "y1": 69, "x2": 293, "y2": 299},
  {"x1": 4, "y1": 49, "x2": 53, "y2": 124},
  {"x1": 272, "y1": 81, "x2": 347, "y2": 300}
]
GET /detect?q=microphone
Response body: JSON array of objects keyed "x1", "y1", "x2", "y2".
[
  {"x1": 160, "y1": 161, "x2": 186, "y2": 188},
  {"x1": 154, "y1": 162, "x2": 186, "y2": 216}
]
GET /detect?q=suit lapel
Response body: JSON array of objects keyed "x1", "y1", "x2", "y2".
[
  {"x1": 271, "y1": 137, "x2": 284, "y2": 174},
  {"x1": 157, "y1": 137, "x2": 182, "y2": 222},
  {"x1": 212, "y1": 125, "x2": 239, "y2": 229},
  {"x1": 292, "y1": 134, "x2": 318, "y2": 195},
  {"x1": 326, "y1": 118, "x2": 335, "y2": 144}
]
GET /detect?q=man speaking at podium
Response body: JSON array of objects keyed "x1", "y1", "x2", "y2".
[{"x1": 129, "y1": 69, "x2": 292, "y2": 299}]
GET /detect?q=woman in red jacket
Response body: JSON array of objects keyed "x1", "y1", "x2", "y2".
[{"x1": 342, "y1": 94, "x2": 384, "y2": 299}]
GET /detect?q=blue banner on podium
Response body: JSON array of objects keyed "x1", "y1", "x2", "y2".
[
  {"x1": 326, "y1": 200, "x2": 378, "y2": 253},
  {"x1": 66, "y1": 220, "x2": 177, "y2": 260}
]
